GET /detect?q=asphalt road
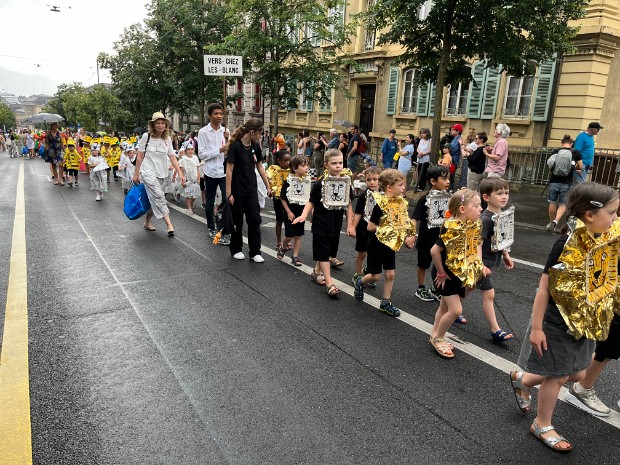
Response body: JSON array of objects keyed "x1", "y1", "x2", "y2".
[{"x1": 0, "y1": 154, "x2": 618, "y2": 464}]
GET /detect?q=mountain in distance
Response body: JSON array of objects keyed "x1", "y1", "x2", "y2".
[{"x1": 0, "y1": 66, "x2": 59, "y2": 97}]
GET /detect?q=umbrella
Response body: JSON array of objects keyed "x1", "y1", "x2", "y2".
[
  {"x1": 334, "y1": 119, "x2": 355, "y2": 128},
  {"x1": 132, "y1": 127, "x2": 146, "y2": 134},
  {"x1": 25, "y1": 113, "x2": 65, "y2": 124},
  {"x1": 96, "y1": 131, "x2": 107, "y2": 136}
]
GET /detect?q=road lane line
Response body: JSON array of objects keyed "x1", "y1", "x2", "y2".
[
  {"x1": 512, "y1": 258, "x2": 544, "y2": 270},
  {"x1": 168, "y1": 201, "x2": 620, "y2": 430},
  {"x1": 0, "y1": 161, "x2": 33, "y2": 464}
]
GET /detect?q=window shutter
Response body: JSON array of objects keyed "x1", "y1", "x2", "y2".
[
  {"x1": 386, "y1": 67, "x2": 400, "y2": 115},
  {"x1": 416, "y1": 82, "x2": 429, "y2": 116},
  {"x1": 286, "y1": 79, "x2": 298, "y2": 110},
  {"x1": 467, "y1": 60, "x2": 486, "y2": 118},
  {"x1": 304, "y1": 81, "x2": 314, "y2": 112},
  {"x1": 480, "y1": 65, "x2": 502, "y2": 120},
  {"x1": 428, "y1": 83, "x2": 436, "y2": 116},
  {"x1": 532, "y1": 59, "x2": 556, "y2": 121},
  {"x1": 319, "y1": 83, "x2": 332, "y2": 112}
]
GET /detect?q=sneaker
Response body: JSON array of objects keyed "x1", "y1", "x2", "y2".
[
  {"x1": 233, "y1": 252, "x2": 245, "y2": 260},
  {"x1": 351, "y1": 272, "x2": 359, "y2": 286},
  {"x1": 74, "y1": 182, "x2": 78, "y2": 186},
  {"x1": 95, "y1": 194, "x2": 101, "y2": 201},
  {"x1": 251, "y1": 254, "x2": 265, "y2": 263},
  {"x1": 353, "y1": 276, "x2": 364, "y2": 301},
  {"x1": 546, "y1": 220, "x2": 557, "y2": 232},
  {"x1": 209, "y1": 229, "x2": 217, "y2": 238},
  {"x1": 429, "y1": 288, "x2": 442, "y2": 301},
  {"x1": 565, "y1": 382, "x2": 611, "y2": 417},
  {"x1": 218, "y1": 235, "x2": 231, "y2": 246},
  {"x1": 415, "y1": 287, "x2": 435, "y2": 302},
  {"x1": 379, "y1": 301, "x2": 401, "y2": 317},
  {"x1": 360, "y1": 266, "x2": 376, "y2": 287}
]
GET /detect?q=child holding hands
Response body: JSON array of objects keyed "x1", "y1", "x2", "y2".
[{"x1": 280, "y1": 155, "x2": 310, "y2": 265}]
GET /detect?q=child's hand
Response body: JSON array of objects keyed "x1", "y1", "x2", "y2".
[
  {"x1": 292, "y1": 215, "x2": 305, "y2": 225},
  {"x1": 347, "y1": 226, "x2": 356, "y2": 237},
  {"x1": 530, "y1": 328, "x2": 547, "y2": 357},
  {"x1": 503, "y1": 254, "x2": 514, "y2": 270},
  {"x1": 483, "y1": 266, "x2": 492, "y2": 277},
  {"x1": 404, "y1": 236, "x2": 416, "y2": 249},
  {"x1": 287, "y1": 211, "x2": 295, "y2": 222},
  {"x1": 434, "y1": 272, "x2": 449, "y2": 288}
]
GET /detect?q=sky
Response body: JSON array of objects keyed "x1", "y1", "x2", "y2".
[{"x1": 0, "y1": 0, "x2": 149, "y2": 95}]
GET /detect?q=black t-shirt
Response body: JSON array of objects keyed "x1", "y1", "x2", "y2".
[
  {"x1": 412, "y1": 192, "x2": 441, "y2": 251},
  {"x1": 548, "y1": 148, "x2": 582, "y2": 185},
  {"x1": 480, "y1": 210, "x2": 502, "y2": 268},
  {"x1": 467, "y1": 146, "x2": 486, "y2": 174},
  {"x1": 280, "y1": 181, "x2": 304, "y2": 217},
  {"x1": 354, "y1": 190, "x2": 369, "y2": 233},
  {"x1": 226, "y1": 140, "x2": 263, "y2": 197},
  {"x1": 347, "y1": 134, "x2": 361, "y2": 157},
  {"x1": 543, "y1": 235, "x2": 569, "y2": 318},
  {"x1": 309, "y1": 180, "x2": 350, "y2": 236}
]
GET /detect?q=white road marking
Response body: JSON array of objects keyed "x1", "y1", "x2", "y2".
[
  {"x1": 512, "y1": 258, "x2": 545, "y2": 270},
  {"x1": 169, "y1": 201, "x2": 620, "y2": 430}
]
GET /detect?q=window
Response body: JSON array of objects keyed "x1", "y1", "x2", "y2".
[
  {"x1": 418, "y1": 0, "x2": 433, "y2": 20},
  {"x1": 364, "y1": 0, "x2": 376, "y2": 50},
  {"x1": 319, "y1": 83, "x2": 332, "y2": 112},
  {"x1": 305, "y1": 24, "x2": 320, "y2": 47},
  {"x1": 503, "y1": 75, "x2": 536, "y2": 118},
  {"x1": 327, "y1": 4, "x2": 345, "y2": 37},
  {"x1": 401, "y1": 69, "x2": 417, "y2": 114},
  {"x1": 253, "y1": 83, "x2": 261, "y2": 113},
  {"x1": 445, "y1": 81, "x2": 470, "y2": 116},
  {"x1": 300, "y1": 81, "x2": 313, "y2": 112},
  {"x1": 235, "y1": 79, "x2": 243, "y2": 112}
]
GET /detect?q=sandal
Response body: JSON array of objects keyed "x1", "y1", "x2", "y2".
[
  {"x1": 429, "y1": 336, "x2": 454, "y2": 350},
  {"x1": 143, "y1": 224, "x2": 156, "y2": 231},
  {"x1": 429, "y1": 337, "x2": 454, "y2": 358},
  {"x1": 491, "y1": 329, "x2": 515, "y2": 342},
  {"x1": 292, "y1": 256, "x2": 302, "y2": 266},
  {"x1": 327, "y1": 284, "x2": 341, "y2": 297},
  {"x1": 286, "y1": 242, "x2": 294, "y2": 251},
  {"x1": 530, "y1": 421, "x2": 573, "y2": 453},
  {"x1": 311, "y1": 271, "x2": 326, "y2": 285},
  {"x1": 167, "y1": 229, "x2": 175, "y2": 237},
  {"x1": 510, "y1": 371, "x2": 531, "y2": 413},
  {"x1": 276, "y1": 247, "x2": 285, "y2": 260},
  {"x1": 329, "y1": 258, "x2": 344, "y2": 268},
  {"x1": 454, "y1": 315, "x2": 467, "y2": 325}
]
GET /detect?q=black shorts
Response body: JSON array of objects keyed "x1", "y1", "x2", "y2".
[
  {"x1": 365, "y1": 238, "x2": 396, "y2": 275},
  {"x1": 68, "y1": 169, "x2": 78, "y2": 176},
  {"x1": 313, "y1": 234, "x2": 340, "y2": 262},
  {"x1": 284, "y1": 218, "x2": 305, "y2": 238},
  {"x1": 273, "y1": 198, "x2": 285, "y2": 222},
  {"x1": 431, "y1": 267, "x2": 465, "y2": 298},
  {"x1": 476, "y1": 275, "x2": 494, "y2": 291},
  {"x1": 355, "y1": 225, "x2": 369, "y2": 253},
  {"x1": 594, "y1": 314, "x2": 620, "y2": 361},
  {"x1": 417, "y1": 246, "x2": 432, "y2": 270}
]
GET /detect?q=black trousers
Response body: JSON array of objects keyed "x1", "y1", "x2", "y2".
[
  {"x1": 204, "y1": 175, "x2": 226, "y2": 230},
  {"x1": 230, "y1": 192, "x2": 262, "y2": 257}
]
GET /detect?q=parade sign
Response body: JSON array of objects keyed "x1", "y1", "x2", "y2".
[{"x1": 203, "y1": 55, "x2": 243, "y2": 76}]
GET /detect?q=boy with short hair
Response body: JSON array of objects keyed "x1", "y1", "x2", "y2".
[
  {"x1": 411, "y1": 166, "x2": 450, "y2": 302},
  {"x1": 478, "y1": 177, "x2": 515, "y2": 342},
  {"x1": 353, "y1": 169, "x2": 416, "y2": 316},
  {"x1": 293, "y1": 149, "x2": 356, "y2": 297}
]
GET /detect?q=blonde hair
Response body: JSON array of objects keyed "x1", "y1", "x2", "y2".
[
  {"x1": 324, "y1": 148, "x2": 342, "y2": 164},
  {"x1": 147, "y1": 118, "x2": 172, "y2": 139},
  {"x1": 379, "y1": 168, "x2": 405, "y2": 191},
  {"x1": 447, "y1": 188, "x2": 479, "y2": 218}
]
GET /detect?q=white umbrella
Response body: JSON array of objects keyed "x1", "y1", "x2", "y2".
[{"x1": 25, "y1": 113, "x2": 65, "y2": 124}]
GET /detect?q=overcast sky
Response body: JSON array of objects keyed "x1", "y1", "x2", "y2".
[{"x1": 0, "y1": 0, "x2": 149, "y2": 95}]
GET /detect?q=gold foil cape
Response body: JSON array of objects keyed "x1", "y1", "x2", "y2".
[
  {"x1": 548, "y1": 218, "x2": 620, "y2": 341},
  {"x1": 441, "y1": 219, "x2": 484, "y2": 287},
  {"x1": 285, "y1": 174, "x2": 311, "y2": 205},
  {"x1": 374, "y1": 193, "x2": 416, "y2": 252},
  {"x1": 266, "y1": 165, "x2": 290, "y2": 199},
  {"x1": 318, "y1": 168, "x2": 353, "y2": 181}
]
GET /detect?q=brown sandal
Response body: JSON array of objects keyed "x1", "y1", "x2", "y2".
[
  {"x1": 329, "y1": 258, "x2": 344, "y2": 268},
  {"x1": 430, "y1": 337, "x2": 454, "y2": 358},
  {"x1": 311, "y1": 271, "x2": 326, "y2": 285},
  {"x1": 327, "y1": 284, "x2": 341, "y2": 297}
]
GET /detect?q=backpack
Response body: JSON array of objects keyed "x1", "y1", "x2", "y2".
[
  {"x1": 548, "y1": 148, "x2": 573, "y2": 177},
  {"x1": 359, "y1": 137, "x2": 367, "y2": 154}
]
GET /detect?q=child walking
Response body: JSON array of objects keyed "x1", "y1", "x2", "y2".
[
  {"x1": 118, "y1": 145, "x2": 136, "y2": 195},
  {"x1": 510, "y1": 182, "x2": 619, "y2": 453},
  {"x1": 179, "y1": 143, "x2": 201, "y2": 214},
  {"x1": 477, "y1": 178, "x2": 515, "y2": 342},
  {"x1": 293, "y1": 149, "x2": 356, "y2": 296},
  {"x1": 411, "y1": 165, "x2": 450, "y2": 303},
  {"x1": 279, "y1": 155, "x2": 310, "y2": 265},
  {"x1": 430, "y1": 189, "x2": 488, "y2": 358},
  {"x1": 266, "y1": 149, "x2": 292, "y2": 251},
  {"x1": 88, "y1": 143, "x2": 109, "y2": 201},
  {"x1": 353, "y1": 169, "x2": 416, "y2": 316},
  {"x1": 63, "y1": 138, "x2": 82, "y2": 187}
]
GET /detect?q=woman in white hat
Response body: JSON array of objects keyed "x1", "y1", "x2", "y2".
[{"x1": 133, "y1": 112, "x2": 185, "y2": 236}]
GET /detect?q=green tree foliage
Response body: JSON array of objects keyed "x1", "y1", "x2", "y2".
[
  {"x1": 0, "y1": 101, "x2": 17, "y2": 128},
  {"x1": 367, "y1": 0, "x2": 589, "y2": 154},
  {"x1": 225, "y1": 0, "x2": 357, "y2": 133}
]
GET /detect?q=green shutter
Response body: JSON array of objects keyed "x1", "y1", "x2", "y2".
[
  {"x1": 428, "y1": 83, "x2": 436, "y2": 116},
  {"x1": 467, "y1": 60, "x2": 486, "y2": 118},
  {"x1": 532, "y1": 59, "x2": 557, "y2": 121},
  {"x1": 386, "y1": 67, "x2": 400, "y2": 115},
  {"x1": 416, "y1": 82, "x2": 429, "y2": 116},
  {"x1": 304, "y1": 81, "x2": 314, "y2": 112},
  {"x1": 481, "y1": 65, "x2": 502, "y2": 120}
]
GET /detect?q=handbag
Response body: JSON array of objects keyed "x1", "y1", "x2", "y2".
[{"x1": 123, "y1": 183, "x2": 151, "y2": 220}]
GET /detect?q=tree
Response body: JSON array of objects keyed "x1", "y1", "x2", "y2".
[
  {"x1": 225, "y1": 0, "x2": 358, "y2": 133},
  {"x1": 0, "y1": 101, "x2": 16, "y2": 129},
  {"x1": 367, "y1": 0, "x2": 588, "y2": 155}
]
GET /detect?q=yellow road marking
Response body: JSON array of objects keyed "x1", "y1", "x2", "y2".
[{"x1": 0, "y1": 161, "x2": 32, "y2": 464}]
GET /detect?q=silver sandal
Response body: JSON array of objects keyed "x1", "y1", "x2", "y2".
[
  {"x1": 510, "y1": 371, "x2": 531, "y2": 413},
  {"x1": 530, "y1": 421, "x2": 573, "y2": 453}
]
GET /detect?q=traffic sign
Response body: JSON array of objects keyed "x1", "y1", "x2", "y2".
[{"x1": 203, "y1": 55, "x2": 243, "y2": 76}]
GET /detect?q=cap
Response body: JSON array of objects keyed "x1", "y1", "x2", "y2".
[
  {"x1": 588, "y1": 122, "x2": 603, "y2": 130},
  {"x1": 451, "y1": 123, "x2": 464, "y2": 133}
]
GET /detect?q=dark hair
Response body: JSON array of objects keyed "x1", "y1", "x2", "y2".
[
  {"x1": 479, "y1": 177, "x2": 509, "y2": 197},
  {"x1": 351, "y1": 125, "x2": 359, "y2": 131},
  {"x1": 406, "y1": 133, "x2": 415, "y2": 142},
  {"x1": 227, "y1": 118, "x2": 263, "y2": 148},
  {"x1": 477, "y1": 132, "x2": 488, "y2": 144},
  {"x1": 420, "y1": 128, "x2": 431, "y2": 139},
  {"x1": 275, "y1": 149, "x2": 291, "y2": 162},
  {"x1": 290, "y1": 155, "x2": 308, "y2": 172},
  {"x1": 364, "y1": 166, "x2": 382, "y2": 178},
  {"x1": 565, "y1": 182, "x2": 618, "y2": 221},
  {"x1": 207, "y1": 103, "x2": 224, "y2": 116},
  {"x1": 561, "y1": 134, "x2": 574, "y2": 145},
  {"x1": 302, "y1": 128, "x2": 310, "y2": 138},
  {"x1": 427, "y1": 165, "x2": 449, "y2": 183}
]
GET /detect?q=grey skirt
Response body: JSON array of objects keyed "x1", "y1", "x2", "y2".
[{"x1": 517, "y1": 305, "x2": 596, "y2": 377}]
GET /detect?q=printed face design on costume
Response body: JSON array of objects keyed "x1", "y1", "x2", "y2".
[
  {"x1": 491, "y1": 206, "x2": 515, "y2": 252},
  {"x1": 586, "y1": 244, "x2": 618, "y2": 305},
  {"x1": 322, "y1": 176, "x2": 351, "y2": 210},
  {"x1": 426, "y1": 191, "x2": 450, "y2": 228}
]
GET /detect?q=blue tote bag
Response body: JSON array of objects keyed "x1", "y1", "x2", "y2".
[{"x1": 123, "y1": 183, "x2": 151, "y2": 220}]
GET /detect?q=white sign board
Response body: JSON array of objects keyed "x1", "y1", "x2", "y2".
[{"x1": 203, "y1": 55, "x2": 243, "y2": 76}]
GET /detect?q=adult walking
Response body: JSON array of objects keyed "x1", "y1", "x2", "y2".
[
  {"x1": 466, "y1": 132, "x2": 488, "y2": 192},
  {"x1": 573, "y1": 122, "x2": 602, "y2": 184},
  {"x1": 415, "y1": 128, "x2": 432, "y2": 191},
  {"x1": 225, "y1": 118, "x2": 272, "y2": 262},
  {"x1": 197, "y1": 103, "x2": 230, "y2": 243},
  {"x1": 449, "y1": 124, "x2": 464, "y2": 191},
  {"x1": 484, "y1": 123, "x2": 511, "y2": 178},
  {"x1": 380, "y1": 129, "x2": 398, "y2": 169},
  {"x1": 347, "y1": 125, "x2": 362, "y2": 172},
  {"x1": 133, "y1": 112, "x2": 184, "y2": 236},
  {"x1": 45, "y1": 122, "x2": 65, "y2": 184}
]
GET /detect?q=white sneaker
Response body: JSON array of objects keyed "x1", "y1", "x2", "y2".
[
  {"x1": 95, "y1": 194, "x2": 101, "y2": 201},
  {"x1": 565, "y1": 382, "x2": 611, "y2": 416},
  {"x1": 251, "y1": 255, "x2": 265, "y2": 263},
  {"x1": 545, "y1": 221, "x2": 557, "y2": 232},
  {"x1": 233, "y1": 252, "x2": 245, "y2": 260}
]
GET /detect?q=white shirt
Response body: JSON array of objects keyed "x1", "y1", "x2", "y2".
[
  {"x1": 416, "y1": 138, "x2": 431, "y2": 164},
  {"x1": 178, "y1": 155, "x2": 200, "y2": 183},
  {"x1": 197, "y1": 123, "x2": 226, "y2": 178},
  {"x1": 138, "y1": 133, "x2": 174, "y2": 178}
]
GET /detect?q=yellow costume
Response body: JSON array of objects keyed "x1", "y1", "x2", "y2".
[
  {"x1": 63, "y1": 140, "x2": 81, "y2": 170},
  {"x1": 266, "y1": 165, "x2": 290, "y2": 199},
  {"x1": 109, "y1": 145, "x2": 121, "y2": 168},
  {"x1": 81, "y1": 146, "x2": 91, "y2": 165},
  {"x1": 318, "y1": 168, "x2": 353, "y2": 181},
  {"x1": 441, "y1": 219, "x2": 484, "y2": 288},
  {"x1": 373, "y1": 193, "x2": 416, "y2": 252},
  {"x1": 549, "y1": 218, "x2": 620, "y2": 340}
]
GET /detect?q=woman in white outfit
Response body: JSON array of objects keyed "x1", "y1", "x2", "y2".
[{"x1": 133, "y1": 112, "x2": 185, "y2": 236}]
